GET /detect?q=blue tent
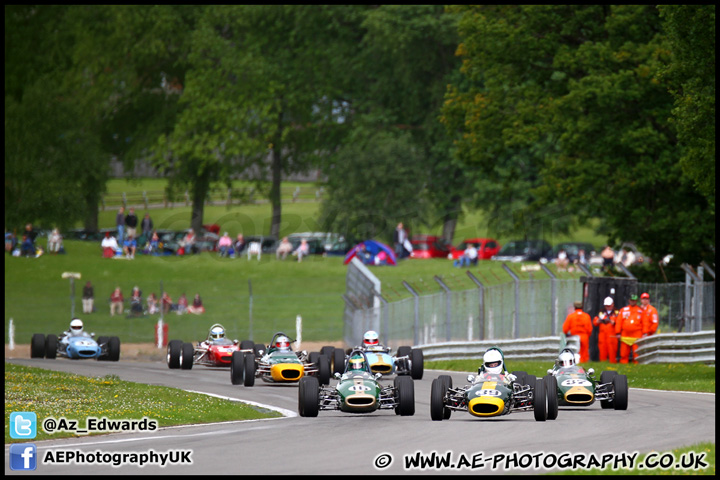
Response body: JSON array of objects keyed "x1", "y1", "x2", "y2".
[{"x1": 343, "y1": 240, "x2": 397, "y2": 266}]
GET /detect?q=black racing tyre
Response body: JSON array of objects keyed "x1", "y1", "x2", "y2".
[
  {"x1": 167, "y1": 340, "x2": 182, "y2": 368},
  {"x1": 332, "y1": 348, "x2": 346, "y2": 375},
  {"x1": 254, "y1": 343, "x2": 265, "y2": 357},
  {"x1": 45, "y1": 334, "x2": 58, "y2": 359},
  {"x1": 396, "y1": 346, "x2": 412, "y2": 359},
  {"x1": 309, "y1": 351, "x2": 320, "y2": 366},
  {"x1": 97, "y1": 336, "x2": 109, "y2": 348},
  {"x1": 438, "y1": 375, "x2": 453, "y2": 419},
  {"x1": 31, "y1": 334, "x2": 45, "y2": 358},
  {"x1": 320, "y1": 346, "x2": 335, "y2": 360},
  {"x1": 243, "y1": 352, "x2": 256, "y2": 386},
  {"x1": 600, "y1": 371, "x2": 618, "y2": 409},
  {"x1": 298, "y1": 376, "x2": 319, "y2": 417},
  {"x1": 108, "y1": 336, "x2": 121, "y2": 361},
  {"x1": 410, "y1": 348, "x2": 424, "y2": 380},
  {"x1": 544, "y1": 375, "x2": 559, "y2": 420},
  {"x1": 612, "y1": 374, "x2": 629, "y2": 410},
  {"x1": 180, "y1": 342, "x2": 194, "y2": 370},
  {"x1": 511, "y1": 370, "x2": 528, "y2": 386},
  {"x1": 317, "y1": 355, "x2": 331, "y2": 385},
  {"x1": 533, "y1": 377, "x2": 547, "y2": 421},
  {"x1": 394, "y1": 376, "x2": 415, "y2": 416},
  {"x1": 97, "y1": 336, "x2": 110, "y2": 361},
  {"x1": 230, "y1": 351, "x2": 245, "y2": 385},
  {"x1": 240, "y1": 340, "x2": 254, "y2": 351},
  {"x1": 523, "y1": 375, "x2": 537, "y2": 389},
  {"x1": 430, "y1": 378, "x2": 448, "y2": 421}
]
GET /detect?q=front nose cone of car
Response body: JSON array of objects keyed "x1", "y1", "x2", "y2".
[
  {"x1": 270, "y1": 363, "x2": 304, "y2": 381},
  {"x1": 68, "y1": 344, "x2": 100, "y2": 358},
  {"x1": 563, "y1": 386, "x2": 594, "y2": 404},
  {"x1": 368, "y1": 357, "x2": 393, "y2": 375},
  {"x1": 468, "y1": 396, "x2": 505, "y2": 417}
]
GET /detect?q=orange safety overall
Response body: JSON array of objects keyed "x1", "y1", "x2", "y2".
[
  {"x1": 616, "y1": 305, "x2": 643, "y2": 364},
  {"x1": 641, "y1": 303, "x2": 659, "y2": 336},
  {"x1": 563, "y1": 308, "x2": 593, "y2": 363},
  {"x1": 593, "y1": 308, "x2": 619, "y2": 363}
]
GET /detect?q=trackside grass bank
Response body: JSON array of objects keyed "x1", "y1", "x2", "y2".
[
  {"x1": 425, "y1": 360, "x2": 716, "y2": 393},
  {"x1": 4, "y1": 363, "x2": 280, "y2": 443}
]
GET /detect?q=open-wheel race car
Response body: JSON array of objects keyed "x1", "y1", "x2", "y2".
[
  {"x1": 298, "y1": 349, "x2": 415, "y2": 417},
  {"x1": 546, "y1": 348, "x2": 628, "y2": 410},
  {"x1": 230, "y1": 332, "x2": 331, "y2": 387},
  {"x1": 337, "y1": 330, "x2": 424, "y2": 379},
  {"x1": 167, "y1": 324, "x2": 247, "y2": 369},
  {"x1": 31, "y1": 319, "x2": 120, "y2": 361}
]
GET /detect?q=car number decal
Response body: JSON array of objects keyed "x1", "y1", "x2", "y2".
[
  {"x1": 561, "y1": 379, "x2": 592, "y2": 387},
  {"x1": 475, "y1": 389, "x2": 501, "y2": 397},
  {"x1": 348, "y1": 384, "x2": 372, "y2": 392}
]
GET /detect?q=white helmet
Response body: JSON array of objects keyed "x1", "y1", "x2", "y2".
[
  {"x1": 483, "y1": 348, "x2": 504, "y2": 374},
  {"x1": 70, "y1": 318, "x2": 84, "y2": 335},
  {"x1": 604, "y1": 296, "x2": 614, "y2": 306},
  {"x1": 558, "y1": 349, "x2": 575, "y2": 367},
  {"x1": 275, "y1": 335, "x2": 291, "y2": 351},
  {"x1": 210, "y1": 325, "x2": 225, "y2": 341},
  {"x1": 363, "y1": 330, "x2": 379, "y2": 347}
]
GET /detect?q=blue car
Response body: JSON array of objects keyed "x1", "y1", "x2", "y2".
[
  {"x1": 30, "y1": 332, "x2": 120, "y2": 361},
  {"x1": 332, "y1": 344, "x2": 424, "y2": 379}
]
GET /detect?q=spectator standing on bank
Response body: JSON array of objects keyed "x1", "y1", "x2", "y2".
[
  {"x1": 392, "y1": 222, "x2": 408, "y2": 259},
  {"x1": 640, "y1": 292, "x2": 659, "y2": 337},
  {"x1": 116, "y1": 207, "x2": 125, "y2": 243},
  {"x1": 140, "y1": 213, "x2": 153, "y2": 237},
  {"x1": 110, "y1": 287, "x2": 124, "y2": 316},
  {"x1": 593, "y1": 296, "x2": 619, "y2": 363},
  {"x1": 601, "y1": 245, "x2": 615, "y2": 271},
  {"x1": 125, "y1": 208, "x2": 139, "y2": 240},
  {"x1": 616, "y1": 294, "x2": 643, "y2": 364},
  {"x1": 82, "y1": 281, "x2": 94, "y2": 314},
  {"x1": 563, "y1": 301, "x2": 593, "y2": 363}
]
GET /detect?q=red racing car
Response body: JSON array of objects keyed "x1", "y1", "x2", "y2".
[{"x1": 167, "y1": 324, "x2": 249, "y2": 369}]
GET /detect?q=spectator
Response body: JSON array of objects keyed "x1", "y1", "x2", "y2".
[
  {"x1": 593, "y1": 297, "x2": 618, "y2": 363},
  {"x1": 116, "y1": 207, "x2": 125, "y2": 243},
  {"x1": 620, "y1": 248, "x2": 636, "y2": 268},
  {"x1": 187, "y1": 294, "x2": 205, "y2": 314},
  {"x1": 375, "y1": 250, "x2": 389, "y2": 265},
  {"x1": 47, "y1": 228, "x2": 63, "y2": 254},
  {"x1": 601, "y1": 245, "x2": 615, "y2": 270},
  {"x1": 82, "y1": 281, "x2": 94, "y2": 314},
  {"x1": 292, "y1": 239, "x2": 310, "y2": 262},
  {"x1": 24, "y1": 223, "x2": 37, "y2": 243},
  {"x1": 123, "y1": 234, "x2": 137, "y2": 259},
  {"x1": 5, "y1": 230, "x2": 17, "y2": 254},
  {"x1": 140, "y1": 212, "x2": 153, "y2": 237},
  {"x1": 181, "y1": 229, "x2": 197, "y2": 255},
  {"x1": 177, "y1": 293, "x2": 188, "y2": 315},
  {"x1": 130, "y1": 286, "x2": 143, "y2": 316},
  {"x1": 101, "y1": 232, "x2": 119, "y2": 258},
  {"x1": 20, "y1": 234, "x2": 35, "y2": 257},
  {"x1": 640, "y1": 292, "x2": 659, "y2": 337},
  {"x1": 125, "y1": 207, "x2": 139, "y2": 240},
  {"x1": 563, "y1": 301, "x2": 593, "y2": 363},
  {"x1": 110, "y1": 287, "x2": 124, "y2": 316},
  {"x1": 234, "y1": 234, "x2": 246, "y2": 257},
  {"x1": 161, "y1": 292, "x2": 173, "y2": 314},
  {"x1": 575, "y1": 249, "x2": 588, "y2": 266},
  {"x1": 454, "y1": 243, "x2": 478, "y2": 268},
  {"x1": 392, "y1": 222, "x2": 408, "y2": 259},
  {"x1": 615, "y1": 294, "x2": 643, "y2": 364},
  {"x1": 276, "y1": 236, "x2": 293, "y2": 260},
  {"x1": 218, "y1": 232, "x2": 233, "y2": 257},
  {"x1": 555, "y1": 249, "x2": 569, "y2": 271},
  {"x1": 147, "y1": 292, "x2": 159, "y2": 315},
  {"x1": 143, "y1": 231, "x2": 160, "y2": 255}
]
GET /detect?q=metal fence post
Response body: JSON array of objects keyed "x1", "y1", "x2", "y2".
[
  {"x1": 248, "y1": 278, "x2": 253, "y2": 340},
  {"x1": 466, "y1": 271, "x2": 485, "y2": 341},
  {"x1": 433, "y1": 276, "x2": 452, "y2": 342},
  {"x1": 501, "y1": 264, "x2": 520, "y2": 339},
  {"x1": 402, "y1": 281, "x2": 420, "y2": 345},
  {"x1": 373, "y1": 290, "x2": 390, "y2": 346},
  {"x1": 539, "y1": 263, "x2": 557, "y2": 336}
]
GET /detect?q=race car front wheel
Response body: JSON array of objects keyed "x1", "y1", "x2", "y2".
[
  {"x1": 410, "y1": 348, "x2": 424, "y2": 380},
  {"x1": 533, "y1": 378, "x2": 547, "y2": 421},
  {"x1": 230, "y1": 351, "x2": 245, "y2": 385},
  {"x1": 243, "y1": 353, "x2": 256, "y2": 386},
  {"x1": 167, "y1": 340, "x2": 182, "y2": 368},
  {"x1": 543, "y1": 375, "x2": 558, "y2": 420},
  {"x1": 298, "y1": 376, "x2": 319, "y2": 417},
  {"x1": 430, "y1": 378, "x2": 449, "y2": 421},
  {"x1": 612, "y1": 374, "x2": 629, "y2": 410},
  {"x1": 31, "y1": 334, "x2": 45, "y2": 358},
  {"x1": 394, "y1": 376, "x2": 415, "y2": 416},
  {"x1": 45, "y1": 334, "x2": 58, "y2": 359},
  {"x1": 180, "y1": 343, "x2": 194, "y2": 370}
]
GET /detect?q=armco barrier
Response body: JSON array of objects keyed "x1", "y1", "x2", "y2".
[
  {"x1": 635, "y1": 331, "x2": 716, "y2": 364},
  {"x1": 417, "y1": 336, "x2": 580, "y2": 363}
]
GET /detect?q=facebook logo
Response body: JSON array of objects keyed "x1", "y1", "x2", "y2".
[
  {"x1": 10, "y1": 412, "x2": 36, "y2": 439},
  {"x1": 9, "y1": 444, "x2": 37, "y2": 471}
]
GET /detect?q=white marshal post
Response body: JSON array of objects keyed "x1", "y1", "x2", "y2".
[
  {"x1": 61, "y1": 272, "x2": 82, "y2": 319},
  {"x1": 296, "y1": 315, "x2": 302, "y2": 351}
]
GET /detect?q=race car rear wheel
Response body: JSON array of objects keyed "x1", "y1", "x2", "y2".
[
  {"x1": 612, "y1": 374, "x2": 629, "y2": 410},
  {"x1": 410, "y1": 348, "x2": 424, "y2": 380},
  {"x1": 332, "y1": 348, "x2": 346, "y2": 375},
  {"x1": 108, "y1": 336, "x2": 121, "y2": 361},
  {"x1": 438, "y1": 375, "x2": 453, "y2": 419},
  {"x1": 167, "y1": 340, "x2": 182, "y2": 368},
  {"x1": 240, "y1": 340, "x2": 254, "y2": 351},
  {"x1": 599, "y1": 371, "x2": 618, "y2": 409},
  {"x1": 254, "y1": 343, "x2": 265, "y2": 357},
  {"x1": 320, "y1": 345, "x2": 335, "y2": 360},
  {"x1": 243, "y1": 352, "x2": 256, "y2": 386},
  {"x1": 394, "y1": 375, "x2": 415, "y2": 416},
  {"x1": 511, "y1": 371, "x2": 528, "y2": 386},
  {"x1": 298, "y1": 376, "x2": 319, "y2": 417},
  {"x1": 31, "y1": 334, "x2": 45, "y2": 358},
  {"x1": 180, "y1": 342, "x2": 194, "y2": 370},
  {"x1": 230, "y1": 351, "x2": 245, "y2": 385},
  {"x1": 317, "y1": 355, "x2": 331, "y2": 385},
  {"x1": 45, "y1": 334, "x2": 58, "y2": 359},
  {"x1": 396, "y1": 346, "x2": 412, "y2": 359},
  {"x1": 309, "y1": 351, "x2": 320, "y2": 366},
  {"x1": 544, "y1": 375, "x2": 559, "y2": 420},
  {"x1": 430, "y1": 378, "x2": 448, "y2": 421},
  {"x1": 533, "y1": 377, "x2": 547, "y2": 421}
]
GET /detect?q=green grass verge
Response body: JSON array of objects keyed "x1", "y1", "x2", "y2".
[
  {"x1": 4, "y1": 362, "x2": 280, "y2": 444},
  {"x1": 425, "y1": 360, "x2": 716, "y2": 393}
]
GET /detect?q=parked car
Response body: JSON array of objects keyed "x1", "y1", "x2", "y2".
[
  {"x1": 492, "y1": 240, "x2": 553, "y2": 262},
  {"x1": 409, "y1": 235, "x2": 451, "y2": 259},
  {"x1": 448, "y1": 238, "x2": 501, "y2": 261},
  {"x1": 550, "y1": 242, "x2": 598, "y2": 264},
  {"x1": 287, "y1": 233, "x2": 326, "y2": 255},
  {"x1": 244, "y1": 235, "x2": 278, "y2": 254}
]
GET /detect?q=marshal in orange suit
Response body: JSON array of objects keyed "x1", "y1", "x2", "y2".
[{"x1": 563, "y1": 301, "x2": 593, "y2": 363}]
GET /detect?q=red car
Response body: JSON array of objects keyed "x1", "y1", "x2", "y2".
[
  {"x1": 410, "y1": 235, "x2": 451, "y2": 259},
  {"x1": 167, "y1": 324, "x2": 250, "y2": 370},
  {"x1": 448, "y1": 238, "x2": 501, "y2": 261}
]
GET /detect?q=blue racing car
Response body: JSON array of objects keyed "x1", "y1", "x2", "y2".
[{"x1": 31, "y1": 319, "x2": 120, "y2": 361}]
